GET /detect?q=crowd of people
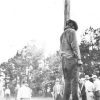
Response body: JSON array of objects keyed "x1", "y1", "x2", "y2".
[
  {"x1": 52, "y1": 75, "x2": 100, "y2": 100},
  {"x1": 16, "y1": 81, "x2": 32, "y2": 100},
  {"x1": 79, "y1": 74, "x2": 100, "y2": 100},
  {"x1": 0, "y1": 80, "x2": 32, "y2": 100},
  {"x1": 0, "y1": 75, "x2": 100, "y2": 100}
]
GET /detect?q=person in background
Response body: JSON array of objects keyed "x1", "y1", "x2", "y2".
[
  {"x1": 85, "y1": 75, "x2": 95, "y2": 100},
  {"x1": 0, "y1": 79, "x2": 4, "y2": 99},
  {"x1": 5, "y1": 85, "x2": 11, "y2": 100},
  {"x1": 15, "y1": 84, "x2": 20, "y2": 100},
  {"x1": 79, "y1": 78, "x2": 87, "y2": 100},
  {"x1": 92, "y1": 75, "x2": 100, "y2": 100},
  {"x1": 60, "y1": 19, "x2": 82, "y2": 100},
  {"x1": 17, "y1": 81, "x2": 32, "y2": 100},
  {"x1": 53, "y1": 79, "x2": 63, "y2": 100}
]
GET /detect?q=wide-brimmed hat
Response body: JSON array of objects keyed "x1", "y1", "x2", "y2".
[
  {"x1": 65, "y1": 19, "x2": 78, "y2": 31},
  {"x1": 85, "y1": 75, "x2": 90, "y2": 80},
  {"x1": 80, "y1": 78, "x2": 85, "y2": 81}
]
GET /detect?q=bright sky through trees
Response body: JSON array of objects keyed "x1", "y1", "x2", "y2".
[{"x1": 0, "y1": 0, "x2": 100, "y2": 63}]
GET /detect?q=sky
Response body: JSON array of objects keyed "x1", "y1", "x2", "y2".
[{"x1": 0, "y1": 0, "x2": 100, "y2": 63}]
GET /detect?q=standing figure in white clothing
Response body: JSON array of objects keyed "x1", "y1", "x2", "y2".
[
  {"x1": 92, "y1": 75, "x2": 100, "y2": 100},
  {"x1": 17, "y1": 81, "x2": 32, "y2": 100},
  {"x1": 5, "y1": 86, "x2": 11, "y2": 100},
  {"x1": 15, "y1": 84, "x2": 20, "y2": 100},
  {"x1": 53, "y1": 79, "x2": 63, "y2": 100},
  {"x1": 0, "y1": 80, "x2": 4, "y2": 99},
  {"x1": 85, "y1": 75, "x2": 95, "y2": 100}
]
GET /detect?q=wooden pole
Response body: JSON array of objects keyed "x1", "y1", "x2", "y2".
[{"x1": 64, "y1": 0, "x2": 70, "y2": 29}]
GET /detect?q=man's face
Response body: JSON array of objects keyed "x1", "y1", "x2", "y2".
[{"x1": 93, "y1": 77, "x2": 96, "y2": 81}]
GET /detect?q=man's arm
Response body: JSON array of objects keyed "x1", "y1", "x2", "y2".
[{"x1": 69, "y1": 30, "x2": 82, "y2": 65}]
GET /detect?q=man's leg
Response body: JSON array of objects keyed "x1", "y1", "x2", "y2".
[
  {"x1": 63, "y1": 78, "x2": 71, "y2": 100},
  {"x1": 62, "y1": 57, "x2": 74, "y2": 100},
  {"x1": 71, "y1": 67, "x2": 79, "y2": 100}
]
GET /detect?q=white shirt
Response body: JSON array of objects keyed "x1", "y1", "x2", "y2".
[
  {"x1": 17, "y1": 85, "x2": 32, "y2": 100},
  {"x1": 5, "y1": 88, "x2": 10, "y2": 95},
  {"x1": 53, "y1": 83, "x2": 63, "y2": 95},
  {"x1": 85, "y1": 80, "x2": 94, "y2": 92},
  {"x1": 94, "y1": 79, "x2": 100, "y2": 91},
  {"x1": 56, "y1": 84, "x2": 61, "y2": 94}
]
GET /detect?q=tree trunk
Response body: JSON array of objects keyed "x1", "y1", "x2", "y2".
[{"x1": 64, "y1": 0, "x2": 70, "y2": 29}]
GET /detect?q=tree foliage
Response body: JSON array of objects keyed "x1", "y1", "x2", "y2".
[
  {"x1": 80, "y1": 27, "x2": 100, "y2": 76},
  {"x1": 0, "y1": 41, "x2": 62, "y2": 97}
]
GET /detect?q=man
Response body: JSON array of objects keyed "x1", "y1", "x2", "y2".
[
  {"x1": 79, "y1": 78, "x2": 87, "y2": 100},
  {"x1": 0, "y1": 80, "x2": 4, "y2": 99},
  {"x1": 53, "y1": 79, "x2": 63, "y2": 100},
  {"x1": 5, "y1": 86, "x2": 11, "y2": 100},
  {"x1": 17, "y1": 81, "x2": 32, "y2": 100},
  {"x1": 15, "y1": 84, "x2": 20, "y2": 100},
  {"x1": 60, "y1": 19, "x2": 82, "y2": 100},
  {"x1": 92, "y1": 75, "x2": 100, "y2": 100},
  {"x1": 85, "y1": 75, "x2": 95, "y2": 100}
]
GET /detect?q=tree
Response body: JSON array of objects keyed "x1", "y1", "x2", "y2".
[
  {"x1": 45, "y1": 52, "x2": 62, "y2": 79},
  {"x1": 0, "y1": 40, "x2": 45, "y2": 96},
  {"x1": 80, "y1": 27, "x2": 100, "y2": 76}
]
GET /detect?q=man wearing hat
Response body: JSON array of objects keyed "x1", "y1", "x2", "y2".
[
  {"x1": 85, "y1": 75, "x2": 95, "y2": 100},
  {"x1": 92, "y1": 75, "x2": 100, "y2": 100},
  {"x1": 60, "y1": 19, "x2": 82, "y2": 100},
  {"x1": 17, "y1": 81, "x2": 32, "y2": 100}
]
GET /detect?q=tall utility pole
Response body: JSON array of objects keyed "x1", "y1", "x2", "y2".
[{"x1": 64, "y1": 0, "x2": 70, "y2": 29}]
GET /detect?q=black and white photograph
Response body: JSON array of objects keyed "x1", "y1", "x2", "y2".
[{"x1": 0, "y1": 0, "x2": 100, "y2": 100}]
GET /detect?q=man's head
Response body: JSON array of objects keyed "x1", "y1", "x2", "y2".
[
  {"x1": 79, "y1": 78, "x2": 85, "y2": 84},
  {"x1": 65, "y1": 19, "x2": 78, "y2": 31},
  {"x1": 55, "y1": 78, "x2": 60, "y2": 84},
  {"x1": 85, "y1": 75, "x2": 90, "y2": 80},
  {"x1": 22, "y1": 80, "x2": 28, "y2": 86},
  {"x1": 92, "y1": 75, "x2": 97, "y2": 81}
]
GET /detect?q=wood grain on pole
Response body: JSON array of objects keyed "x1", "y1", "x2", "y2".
[{"x1": 64, "y1": 0, "x2": 70, "y2": 29}]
